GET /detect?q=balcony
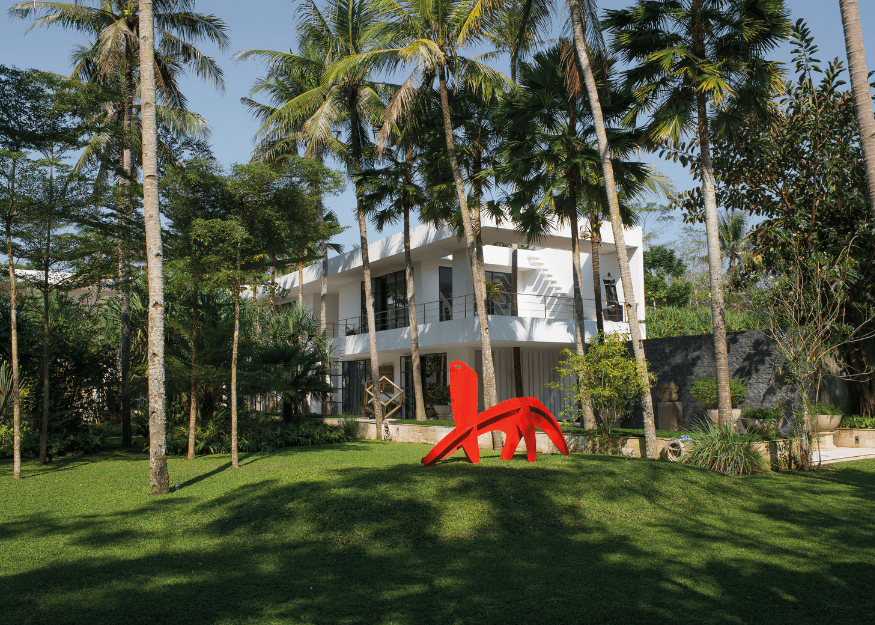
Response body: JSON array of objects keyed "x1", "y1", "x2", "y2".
[{"x1": 320, "y1": 293, "x2": 628, "y2": 339}]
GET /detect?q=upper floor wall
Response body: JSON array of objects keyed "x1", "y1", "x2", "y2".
[{"x1": 271, "y1": 216, "x2": 645, "y2": 332}]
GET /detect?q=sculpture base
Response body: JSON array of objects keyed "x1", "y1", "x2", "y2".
[{"x1": 658, "y1": 402, "x2": 683, "y2": 431}]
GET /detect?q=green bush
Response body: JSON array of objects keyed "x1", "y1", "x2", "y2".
[
  {"x1": 427, "y1": 386, "x2": 451, "y2": 404},
  {"x1": 340, "y1": 417, "x2": 360, "y2": 438},
  {"x1": 812, "y1": 402, "x2": 843, "y2": 415},
  {"x1": 0, "y1": 419, "x2": 105, "y2": 459},
  {"x1": 645, "y1": 306, "x2": 761, "y2": 339},
  {"x1": 740, "y1": 407, "x2": 784, "y2": 421},
  {"x1": 689, "y1": 377, "x2": 747, "y2": 408},
  {"x1": 685, "y1": 422, "x2": 766, "y2": 476},
  {"x1": 839, "y1": 414, "x2": 875, "y2": 428},
  {"x1": 137, "y1": 411, "x2": 351, "y2": 456}
]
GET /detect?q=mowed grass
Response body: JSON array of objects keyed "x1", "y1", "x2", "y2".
[{"x1": 2, "y1": 442, "x2": 874, "y2": 625}]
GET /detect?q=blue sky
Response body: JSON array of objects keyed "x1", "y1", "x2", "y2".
[{"x1": 3, "y1": 0, "x2": 874, "y2": 254}]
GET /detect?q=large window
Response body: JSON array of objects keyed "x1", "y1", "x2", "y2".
[
  {"x1": 439, "y1": 266, "x2": 453, "y2": 321},
  {"x1": 361, "y1": 269, "x2": 409, "y2": 332},
  {"x1": 341, "y1": 359, "x2": 371, "y2": 415},
  {"x1": 400, "y1": 353, "x2": 447, "y2": 419},
  {"x1": 484, "y1": 270, "x2": 512, "y2": 316}
]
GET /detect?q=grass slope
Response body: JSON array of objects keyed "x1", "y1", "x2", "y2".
[{"x1": 2, "y1": 443, "x2": 874, "y2": 625}]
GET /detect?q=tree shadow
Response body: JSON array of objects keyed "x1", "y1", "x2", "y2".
[{"x1": 2, "y1": 449, "x2": 874, "y2": 624}]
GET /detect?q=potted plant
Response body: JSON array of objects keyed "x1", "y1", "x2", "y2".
[
  {"x1": 427, "y1": 386, "x2": 452, "y2": 417},
  {"x1": 740, "y1": 407, "x2": 785, "y2": 435},
  {"x1": 811, "y1": 402, "x2": 843, "y2": 433},
  {"x1": 690, "y1": 377, "x2": 747, "y2": 425}
]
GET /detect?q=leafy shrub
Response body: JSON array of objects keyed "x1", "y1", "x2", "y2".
[
  {"x1": 839, "y1": 414, "x2": 875, "y2": 428},
  {"x1": 685, "y1": 422, "x2": 766, "y2": 476},
  {"x1": 812, "y1": 402, "x2": 843, "y2": 415},
  {"x1": 552, "y1": 332, "x2": 655, "y2": 432},
  {"x1": 645, "y1": 306, "x2": 761, "y2": 339},
  {"x1": 140, "y1": 411, "x2": 351, "y2": 456},
  {"x1": 340, "y1": 417, "x2": 360, "y2": 438},
  {"x1": 0, "y1": 420, "x2": 105, "y2": 459},
  {"x1": 427, "y1": 386, "x2": 451, "y2": 404},
  {"x1": 689, "y1": 377, "x2": 747, "y2": 408}
]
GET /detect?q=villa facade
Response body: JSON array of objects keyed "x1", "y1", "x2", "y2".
[{"x1": 275, "y1": 217, "x2": 646, "y2": 419}]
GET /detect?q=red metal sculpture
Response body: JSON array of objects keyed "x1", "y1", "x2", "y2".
[{"x1": 422, "y1": 361, "x2": 569, "y2": 466}]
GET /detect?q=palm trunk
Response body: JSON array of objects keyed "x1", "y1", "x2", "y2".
[
  {"x1": 403, "y1": 147, "x2": 427, "y2": 421},
  {"x1": 840, "y1": 0, "x2": 875, "y2": 222},
  {"x1": 119, "y1": 43, "x2": 134, "y2": 449},
  {"x1": 317, "y1": 154, "x2": 330, "y2": 415},
  {"x1": 140, "y1": 0, "x2": 169, "y2": 493},
  {"x1": 40, "y1": 160, "x2": 53, "y2": 465},
  {"x1": 231, "y1": 262, "x2": 240, "y2": 469},
  {"x1": 590, "y1": 219, "x2": 605, "y2": 334},
  {"x1": 511, "y1": 245, "x2": 524, "y2": 398},
  {"x1": 438, "y1": 66, "x2": 498, "y2": 413},
  {"x1": 696, "y1": 93, "x2": 733, "y2": 426},
  {"x1": 570, "y1": 196, "x2": 595, "y2": 429},
  {"x1": 187, "y1": 282, "x2": 199, "y2": 460},
  {"x1": 349, "y1": 97, "x2": 384, "y2": 435},
  {"x1": 472, "y1": 143, "x2": 501, "y2": 450},
  {"x1": 297, "y1": 257, "x2": 304, "y2": 307},
  {"x1": 6, "y1": 181, "x2": 21, "y2": 479},
  {"x1": 570, "y1": 2, "x2": 657, "y2": 457}
]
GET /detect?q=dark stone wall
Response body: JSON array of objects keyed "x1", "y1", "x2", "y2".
[{"x1": 629, "y1": 330, "x2": 802, "y2": 428}]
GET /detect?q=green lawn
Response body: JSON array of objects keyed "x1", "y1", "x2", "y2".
[{"x1": 2, "y1": 442, "x2": 874, "y2": 625}]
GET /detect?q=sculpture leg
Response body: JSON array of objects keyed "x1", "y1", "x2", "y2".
[
  {"x1": 422, "y1": 426, "x2": 475, "y2": 467},
  {"x1": 501, "y1": 423, "x2": 522, "y2": 460}
]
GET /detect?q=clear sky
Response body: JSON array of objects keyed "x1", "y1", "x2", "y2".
[{"x1": 3, "y1": 0, "x2": 874, "y2": 254}]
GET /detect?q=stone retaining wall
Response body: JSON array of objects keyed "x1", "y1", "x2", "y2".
[{"x1": 327, "y1": 418, "x2": 786, "y2": 465}]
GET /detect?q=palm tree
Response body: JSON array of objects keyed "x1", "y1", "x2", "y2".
[
  {"x1": 360, "y1": 128, "x2": 431, "y2": 421},
  {"x1": 363, "y1": 0, "x2": 512, "y2": 415},
  {"x1": 241, "y1": 0, "x2": 393, "y2": 432},
  {"x1": 605, "y1": 0, "x2": 788, "y2": 429},
  {"x1": 718, "y1": 209, "x2": 748, "y2": 270},
  {"x1": 238, "y1": 43, "x2": 339, "y2": 415},
  {"x1": 840, "y1": 0, "x2": 875, "y2": 222},
  {"x1": 498, "y1": 43, "x2": 667, "y2": 429},
  {"x1": 10, "y1": 0, "x2": 229, "y2": 446},
  {"x1": 138, "y1": 0, "x2": 168, "y2": 494},
  {"x1": 503, "y1": 0, "x2": 662, "y2": 455}
]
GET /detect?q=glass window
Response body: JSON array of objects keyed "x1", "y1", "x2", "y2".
[
  {"x1": 361, "y1": 269, "x2": 409, "y2": 332},
  {"x1": 400, "y1": 353, "x2": 448, "y2": 419},
  {"x1": 439, "y1": 266, "x2": 453, "y2": 321},
  {"x1": 341, "y1": 359, "x2": 371, "y2": 415},
  {"x1": 603, "y1": 278, "x2": 623, "y2": 322},
  {"x1": 485, "y1": 270, "x2": 512, "y2": 316}
]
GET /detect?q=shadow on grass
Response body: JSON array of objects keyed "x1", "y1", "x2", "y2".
[{"x1": 2, "y1": 450, "x2": 874, "y2": 625}]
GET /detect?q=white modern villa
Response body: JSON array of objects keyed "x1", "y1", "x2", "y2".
[{"x1": 275, "y1": 217, "x2": 646, "y2": 419}]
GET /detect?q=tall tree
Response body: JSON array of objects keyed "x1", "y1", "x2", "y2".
[
  {"x1": 261, "y1": 0, "x2": 394, "y2": 433},
  {"x1": 238, "y1": 41, "x2": 339, "y2": 403},
  {"x1": 605, "y1": 0, "x2": 788, "y2": 431},
  {"x1": 840, "y1": 0, "x2": 875, "y2": 222},
  {"x1": 370, "y1": 0, "x2": 512, "y2": 416},
  {"x1": 360, "y1": 131, "x2": 430, "y2": 421},
  {"x1": 138, "y1": 0, "x2": 169, "y2": 494},
  {"x1": 11, "y1": 0, "x2": 229, "y2": 447}
]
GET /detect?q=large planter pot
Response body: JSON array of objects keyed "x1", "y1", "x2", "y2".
[
  {"x1": 813, "y1": 414, "x2": 842, "y2": 433},
  {"x1": 433, "y1": 404, "x2": 452, "y2": 417},
  {"x1": 706, "y1": 408, "x2": 742, "y2": 426},
  {"x1": 741, "y1": 417, "x2": 784, "y2": 435}
]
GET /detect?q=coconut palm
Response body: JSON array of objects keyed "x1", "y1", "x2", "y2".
[
  {"x1": 238, "y1": 43, "x2": 340, "y2": 413},
  {"x1": 10, "y1": 0, "x2": 228, "y2": 447},
  {"x1": 136, "y1": 0, "x2": 168, "y2": 494},
  {"x1": 508, "y1": 0, "x2": 661, "y2": 454},
  {"x1": 359, "y1": 122, "x2": 434, "y2": 421},
  {"x1": 497, "y1": 43, "x2": 669, "y2": 429},
  {"x1": 605, "y1": 0, "x2": 788, "y2": 427},
  {"x1": 355, "y1": 0, "x2": 512, "y2": 414},
  {"x1": 718, "y1": 209, "x2": 748, "y2": 270},
  {"x1": 240, "y1": 0, "x2": 393, "y2": 432},
  {"x1": 840, "y1": 0, "x2": 875, "y2": 222}
]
